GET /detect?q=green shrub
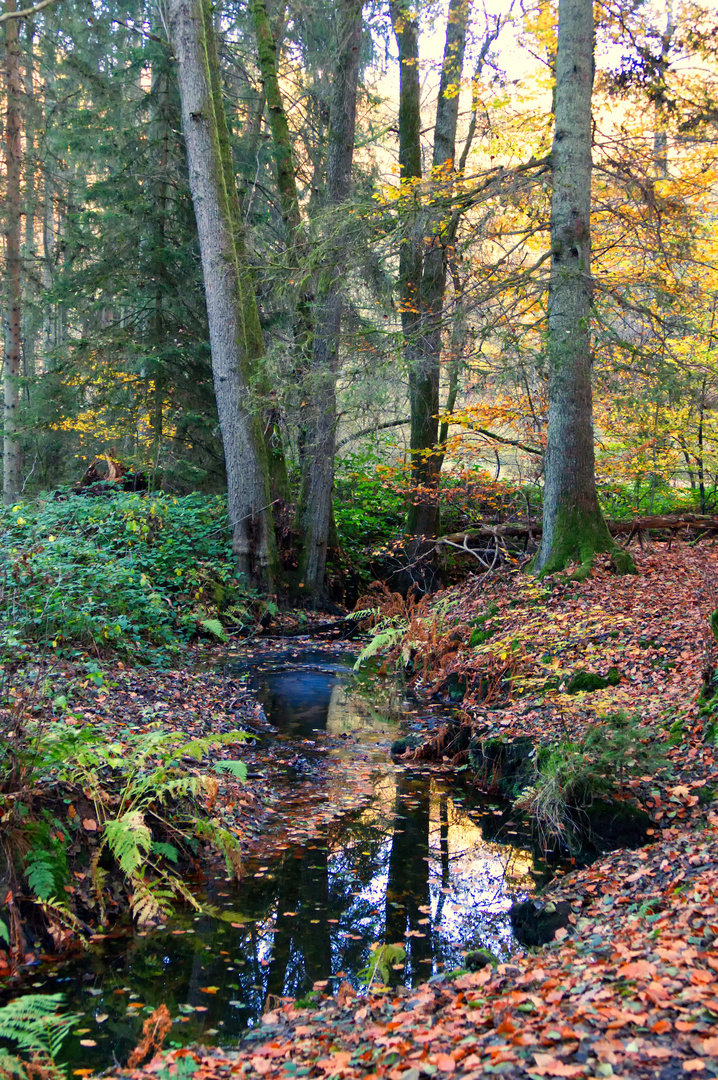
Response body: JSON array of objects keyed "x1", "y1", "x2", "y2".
[
  {"x1": 0, "y1": 492, "x2": 259, "y2": 661},
  {"x1": 333, "y1": 450, "x2": 404, "y2": 575}
]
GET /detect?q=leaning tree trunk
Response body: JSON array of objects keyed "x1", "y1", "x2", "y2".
[
  {"x1": 169, "y1": 0, "x2": 278, "y2": 590},
  {"x1": 3, "y1": 0, "x2": 23, "y2": 505},
  {"x1": 533, "y1": 0, "x2": 633, "y2": 578},
  {"x1": 295, "y1": 0, "x2": 363, "y2": 605}
]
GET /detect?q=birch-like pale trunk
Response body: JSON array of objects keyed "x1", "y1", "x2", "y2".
[
  {"x1": 3, "y1": 0, "x2": 23, "y2": 504},
  {"x1": 169, "y1": 0, "x2": 278, "y2": 590},
  {"x1": 534, "y1": 0, "x2": 632, "y2": 576}
]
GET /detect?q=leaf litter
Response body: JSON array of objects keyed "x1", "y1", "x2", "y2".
[{"x1": 7, "y1": 542, "x2": 718, "y2": 1078}]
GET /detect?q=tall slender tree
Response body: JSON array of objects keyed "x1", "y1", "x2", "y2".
[
  {"x1": 3, "y1": 0, "x2": 23, "y2": 503},
  {"x1": 533, "y1": 0, "x2": 633, "y2": 576},
  {"x1": 295, "y1": 0, "x2": 363, "y2": 603},
  {"x1": 170, "y1": 0, "x2": 278, "y2": 589}
]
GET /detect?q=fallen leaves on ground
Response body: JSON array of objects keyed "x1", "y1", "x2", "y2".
[{"x1": 107, "y1": 813, "x2": 718, "y2": 1080}]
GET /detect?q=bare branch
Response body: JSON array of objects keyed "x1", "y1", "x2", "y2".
[{"x1": 0, "y1": 0, "x2": 60, "y2": 23}]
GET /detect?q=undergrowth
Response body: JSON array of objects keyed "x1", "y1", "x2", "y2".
[
  {"x1": 0, "y1": 699, "x2": 249, "y2": 959},
  {"x1": 515, "y1": 712, "x2": 666, "y2": 853},
  {"x1": 0, "y1": 492, "x2": 268, "y2": 664}
]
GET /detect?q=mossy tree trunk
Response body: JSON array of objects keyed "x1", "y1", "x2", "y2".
[
  {"x1": 169, "y1": 0, "x2": 278, "y2": 591},
  {"x1": 533, "y1": 0, "x2": 634, "y2": 579}
]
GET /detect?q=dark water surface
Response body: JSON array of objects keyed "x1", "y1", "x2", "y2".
[{"x1": 20, "y1": 648, "x2": 552, "y2": 1073}]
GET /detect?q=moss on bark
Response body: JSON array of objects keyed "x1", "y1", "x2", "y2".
[{"x1": 532, "y1": 502, "x2": 636, "y2": 580}]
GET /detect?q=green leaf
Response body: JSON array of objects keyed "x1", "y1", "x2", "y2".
[{"x1": 212, "y1": 760, "x2": 248, "y2": 781}]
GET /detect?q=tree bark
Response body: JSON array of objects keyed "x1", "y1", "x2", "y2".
[
  {"x1": 533, "y1": 0, "x2": 633, "y2": 578},
  {"x1": 169, "y1": 0, "x2": 278, "y2": 590},
  {"x1": 296, "y1": 0, "x2": 363, "y2": 604},
  {"x1": 3, "y1": 0, "x2": 23, "y2": 504},
  {"x1": 391, "y1": 0, "x2": 468, "y2": 586}
]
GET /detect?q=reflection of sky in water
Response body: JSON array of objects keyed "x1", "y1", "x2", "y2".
[{"x1": 32, "y1": 655, "x2": 544, "y2": 1071}]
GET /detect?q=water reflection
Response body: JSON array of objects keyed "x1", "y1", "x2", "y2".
[
  {"x1": 26, "y1": 650, "x2": 545, "y2": 1072},
  {"x1": 44, "y1": 772, "x2": 536, "y2": 1072}
]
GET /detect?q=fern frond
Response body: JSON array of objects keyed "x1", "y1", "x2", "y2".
[
  {"x1": 211, "y1": 760, "x2": 247, "y2": 782},
  {"x1": 0, "y1": 1046, "x2": 28, "y2": 1080},
  {"x1": 103, "y1": 810, "x2": 152, "y2": 877},
  {"x1": 25, "y1": 856, "x2": 56, "y2": 903},
  {"x1": 353, "y1": 627, "x2": 405, "y2": 670},
  {"x1": 0, "y1": 994, "x2": 77, "y2": 1060},
  {"x1": 33, "y1": 900, "x2": 88, "y2": 948},
  {"x1": 151, "y1": 841, "x2": 179, "y2": 863},
  {"x1": 129, "y1": 876, "x2": 174, "y2": 926},
  {"x1": 195, "y1": 819, "x2": 242, "y2": 879},
  {"x1": 168, "y1": 731, "x2": 248, "y2": 763}
]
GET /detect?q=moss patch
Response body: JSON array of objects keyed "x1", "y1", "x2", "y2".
[
  {"x1": 532, "y1": 502, "x2": 636, "y2": 579},
  {"x1": 566, "y1": 667, "x2": 621, "y2": 693}
]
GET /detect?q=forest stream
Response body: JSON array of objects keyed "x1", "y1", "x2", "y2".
[{"x1": 14, "y1": 647, "x2": 562, "y2": 1074}]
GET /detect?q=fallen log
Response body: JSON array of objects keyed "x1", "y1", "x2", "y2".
[{"x1": 440, "y1": 513, "x2": 718, "y2": 551}]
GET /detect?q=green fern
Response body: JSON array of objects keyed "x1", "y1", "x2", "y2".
[
  {"x1": 353, "y1": 625, "x2": 406, "y2": 670},
  {"x1": 103, "y1": 811, "x2": 152, "y2": 876},
  {"x1": 0, "y1": 918, "x2": 9, "y2": 945},
  {"x1": 0, "y1": 994, "x2": 77, "y2": 1060},
  {"x1": 25, "y1": 723, "x2": 251, "y2": 931},
  {"x1": 151, "y1": 841, "x2": 179, "y2": 863},
  {"x1": 200, "y1": 618, "x2": 227, "y2": 642},
  {"x1": 24, "y1": 854, "x2": 57, "y2": 903},
  {"x1": 212, "y1": 760, "x2": 248, "y2": 781}
]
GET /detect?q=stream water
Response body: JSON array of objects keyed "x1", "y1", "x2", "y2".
[{"x1": 17, "y1": 647, "x2": 556, "y2": 1073}]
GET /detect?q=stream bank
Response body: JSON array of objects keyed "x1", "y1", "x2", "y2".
[{"x1": 2, "y1": 642, "x2": 561, "y2": 1075}]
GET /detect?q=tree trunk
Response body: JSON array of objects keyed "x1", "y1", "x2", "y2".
[
  {"x1": 22, "y1": 22, "x2": 38, "y2": 389},
  {"x1": 391, "y1": 0, "x2": 468, "y2": 587},
  {"x1": 296, "y1": 0, "x2": 362, "y2": 604},
  {"x1": 169, "y1": 0, "x2": 278, "y2": 590},
  {"x1": 3, "y1": 0, "x2": 23, "y2": 504},
  {"x1": 149, "y1": 56, "x2": 170, "y2": 461},
  {"x1": 533, "y1": 0, "x2": 633, "y2": 578}
]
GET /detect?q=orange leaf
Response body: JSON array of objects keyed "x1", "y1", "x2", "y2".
[
  {"x1": 617, "y1": 960, "x2": 656, "y2": 980},
  {"x1": 683, "y1": 1061, "x2": 706, "y2": 1073},
  {"x1": 531, "y1": 1054, "x2": 585, "y2": 1076},
  {"x1": 651, "y1": 1019, "x2": 672, "y2": 1034},
  {"x1": 435, "y1": 1053, "x2": 456, "y2": 1072}
]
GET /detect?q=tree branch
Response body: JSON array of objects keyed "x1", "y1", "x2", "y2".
[
  {"x1": 336, "y1": 418, "x2": 410, "y2": 451},
  {"x1": 0, "y1": 0, "x2": 60, "y2": 23}
]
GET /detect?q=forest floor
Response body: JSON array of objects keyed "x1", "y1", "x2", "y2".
[
  {"x1": 5, "y1": 541, "x2": 718, "y2": 1077},
  {"x1": 106, "y1": 541, "x2": 718, "y2": 1080}
]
